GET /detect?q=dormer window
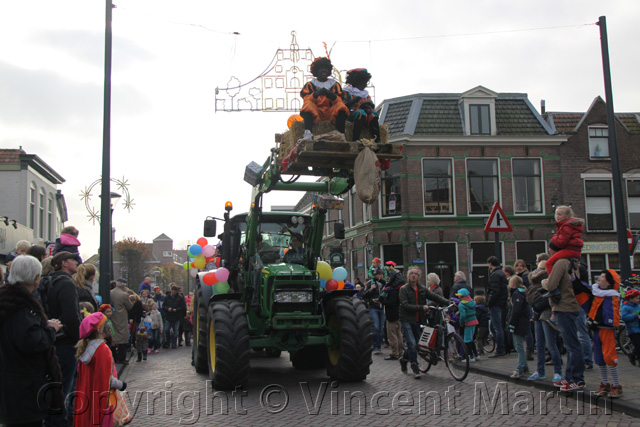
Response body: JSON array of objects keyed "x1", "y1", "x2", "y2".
[
  {"x1": 589, "y1": 126, "x2": 609, "y2": 159},
  {"x1": 470, "y1": 104, "x2": 491, "y2": 135}
]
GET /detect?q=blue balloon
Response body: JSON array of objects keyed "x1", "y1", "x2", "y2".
[
  {"x1": 319, "y1": 278, "x2": 327, "y2": 289},
  {"x1": 332, "y1": 267, "x2": 348, "y2": 282},
  {"x1": 188, "y1": 244, "x2": 202, "y2": 257}
]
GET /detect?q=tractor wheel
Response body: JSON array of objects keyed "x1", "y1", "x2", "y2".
[
  {"x1": 325, "y1": 297, "x2": 372, "y2": 382},
  {"x1": 207, "y1": 300, "x2": 251, "y2": 390},
  {"x1": 193, "y1": 287, "x2": 209, "y2": 374},
  {"x1": 291, "y1": 346, "x2": 327, "y2": 370}
]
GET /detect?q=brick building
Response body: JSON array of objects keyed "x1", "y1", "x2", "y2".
[{"x1": 313, "y1": 87, "x2": 640, "y2": 294}]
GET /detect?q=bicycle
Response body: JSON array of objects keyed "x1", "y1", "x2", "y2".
[
  {"x1": 416, "y1": 304, "x2": 470, "y2": 381},
  {"x1": 482, "y1": 319, "x2": 496, "y2": 354}
]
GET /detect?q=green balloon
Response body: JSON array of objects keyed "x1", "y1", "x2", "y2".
[
  {"x1": 210, "y1": 283, "x2": 218, "y2": 295},
  {"x1": 217, "y1": 281, "x2": 230, "y2": 294},
  {"x1": 183, "y1": 262, "x2": 190, "y2": 270}
]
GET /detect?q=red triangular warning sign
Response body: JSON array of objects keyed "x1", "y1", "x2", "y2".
[{"x1": 484, "y1": 202, "x2": 513, "y2": 233}]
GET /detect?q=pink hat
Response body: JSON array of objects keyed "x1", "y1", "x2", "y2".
[{"x1": 79, "y1": 312, "x2": 107, "y2": 339}]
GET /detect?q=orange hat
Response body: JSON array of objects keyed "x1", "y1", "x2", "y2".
[{"x1": 602, "y1": 269, "x2": 620, "y2": 290}]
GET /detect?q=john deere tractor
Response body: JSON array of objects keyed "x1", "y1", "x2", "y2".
[{"x1": 192, "y1": 147, "x2": 373, "y2": 390}]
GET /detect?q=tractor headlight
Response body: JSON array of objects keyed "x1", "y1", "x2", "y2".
[{"x1": 274, "y1": 291, "x2": 313, "y2": 303}]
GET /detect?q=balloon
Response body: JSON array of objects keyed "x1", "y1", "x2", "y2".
[
  {"x1": 337, "y1": 280, "x2": 345, "y2": 290},
  {"x1": 189, "y1": 244, "x2": 202, "y2": 257},
  {"x1": 326, "y1": 279, "x2": 339, "y2": 291},
  {"x1": 203, "y1": 272, "x2": 218, "y2": 286},
  {"x1": 217, "y1": 281, "x2": 230, "y2": 293},
  {"x1": 191, "y1": 262, "x2": 196, "y2": 268},
  {"x1": 216, "y1": 267, "x2": 230, "y2": 282},
  {"x1": 183, "y1": 262, "x2": 190, "y2": 270},
  {"x1": 287, "y1": 114, "x2": 304, "y2": 129},
  {"x1": 203, "y1": 245, "x2": 215, "y2": 257},
  {"x1": 214, "y1": 257, "x2": 221, "y2": 268},
  {"x1": 319, "y1": 278, "x2": 327, "y2": 289},
  {"x1": 332, "y1": 267, "x2": 348, "y2": 282},
  {"x1": 197, "y1": 237, "x2": 208, "y2": 247},
  {"x1": 316, "y1": 261, "x2": 332, "y2": 280},
  {"x1": 193, "y1": 255, "x2": 206, "y2": 269},
  {"x1": 189, "y1": 268, "x2": 198, "y2": 277}
]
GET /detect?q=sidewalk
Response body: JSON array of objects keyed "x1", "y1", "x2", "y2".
[{"x1": 469, "y1": 350, "x2": 640, "y2": 418}]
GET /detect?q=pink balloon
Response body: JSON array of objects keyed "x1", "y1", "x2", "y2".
[
  {"x1": 202, "y1": 245, "x2": 215, "y2": 257},
  {"x1": 215, "y1": 267, "x2": 230, "y2": 282}
]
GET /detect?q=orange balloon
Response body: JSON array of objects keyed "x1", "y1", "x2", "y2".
[
  {"x1": 197, "y1": 237, "x2": 208, "y2": 247},
  {"x1": 337, "y1": 280, "x2": 345, "y2": 290},
  {"x1": 287, "y1": 114, "x2": 303, "y2": 129},
  {"x1": 203, "y1": 272, "x2": 218, "y2": 286}
]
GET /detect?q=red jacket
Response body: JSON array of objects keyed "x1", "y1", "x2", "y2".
[{"x1": 551, "y1": 217, "x2": 584, "y2": 252}]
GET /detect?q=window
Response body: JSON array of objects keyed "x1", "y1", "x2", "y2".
[
  {"x1": 422, "y1": 158, "x2": 454, "y2": 215},
  {"x1": 382, "y1": 244, "x2": 404, "y2": 271},
  {"x1": 380, "y1": 160, "x2": 402, "y2": 217},
  {"x1": 471, "y1": 242, "x2": 503, "y2": 290},
  {"x1": 467, "y1": 159, "x2": 500, "y2": 214},
  {"x1": 589, "y1": 127, "x2": 609, "y2": 159},
  {"x1": 470, "y1": 104, "x2": 490, "y2": 135},
  {"x1": 362, "y1": 203, "x2": 372, "y2": 223},
  {"x1": 628, "y1": 180, "x2": 640, "y2": 230},
  {"x1": 47, "y1": 194, "x2": 54, "y2": 241},
  {"x1": 39, "y1": 188, "x2": 45, "y2": 238},
  {"x1": 585, "y1": 180, "x2": 614, "y2": 231},
  {"x1": 348, "y1": 186, "x2": 357, "y2": 226},
  {"x1": 425, "y1": 243, "x2": 457, "y2": 296},
  {"x1": 512, "y1": 158, "x2": 542, "y2": 214},
  {"x1": 515, "y1": 241, "x2": 547, "y2": 272},
  {"x1": 29, "y1": 182, "x2": 36, "y2": 229},
  {"x1": 163, "y1": 251, "x2": 172, "y2": 257}
]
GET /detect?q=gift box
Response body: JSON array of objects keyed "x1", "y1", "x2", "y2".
[
  {"x1": 244, "y1": 161, "x2": 263, "y2": 186},
  {"x1": 313, "y1": 194, "x2": 344, "y2": 210}
]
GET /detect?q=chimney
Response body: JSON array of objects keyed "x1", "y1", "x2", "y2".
[{"x1": 540, "y1": 100, "x2": 546, "y2": 114}]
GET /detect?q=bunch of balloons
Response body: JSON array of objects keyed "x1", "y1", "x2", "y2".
[
  {"x1": 201, "y1": 267, "x2": 231, "y2": 295},
  {"x1": 182, "y1": 237, "x2": 221, "y2": 278},
  {"x1": 316, "y1": 262, "x2": 349, "y2": 291}
]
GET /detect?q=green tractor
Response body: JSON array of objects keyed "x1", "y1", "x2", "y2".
[{"x1": 192, "y1": 150, "x2": 373, "y2": 390}]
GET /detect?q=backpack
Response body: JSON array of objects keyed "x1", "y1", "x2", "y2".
[{"x1": 37, "y1": 274, "x2": 61, "y2": 319}]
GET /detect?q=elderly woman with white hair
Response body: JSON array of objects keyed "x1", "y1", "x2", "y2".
[
  {"x1": 426, "y1": 272, "x2": 444, "y2": 299},
  {"x1": 0, "y1": 255, "x2": 64, "y2": 426}
]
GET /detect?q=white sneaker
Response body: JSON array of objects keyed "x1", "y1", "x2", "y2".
[
  {"x1": 469, "y1": 356, "x2": 476, "y2": 363},
  {"x1": 303, "y1": 129, "x2": 313, "y2": 140},
  {"x1": 475, "y1": 355, "x2": 481, "y2": 361}
]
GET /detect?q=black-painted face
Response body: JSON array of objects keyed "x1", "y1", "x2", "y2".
[{"x1": 315, "y1": 65, "x2": 331, "y2": 82}]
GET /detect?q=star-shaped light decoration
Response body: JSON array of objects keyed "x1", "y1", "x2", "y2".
[{"x1": 80, "y1": 177, "x2": 133, "y2": 224}]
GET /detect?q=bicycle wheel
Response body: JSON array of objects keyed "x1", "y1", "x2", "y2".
[
  {"x1": 482, "y1": 335, "x2": 495, "y2": 354},
  {"x1": 417, "y1": 349, "x2": 433, "y2": 374},
  {"x1": 445, "y1": 333, "x2": 469, "y2": 381},
  {"x1": 617, "y1": 327, "x2": 634, "y2": 356}
]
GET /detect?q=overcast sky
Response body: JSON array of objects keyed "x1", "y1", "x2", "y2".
[{"x1": 1, "y1": 1, "x2": 638, "y2": 259}]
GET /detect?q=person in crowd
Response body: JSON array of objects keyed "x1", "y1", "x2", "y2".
[
  {"x1": 138, "y1": 276, "x2": 152, "y2": 295},
  {"x1": 184, "y1": 306, "x2": 193, "y2": 347},
  {"x1": 110, "y1": 278, "x2": 133, "y2": 364},
  {"x1": 545, "y1": 206, "x2": 584, "y2": 275},
  {"x1": 399, "y1": 266, "x2": 449, "y2": 379},
  {"x1": 74, "y1": 312, "x2": 126, "y2": 426},
  {"x1": 140, "y1": 288, "x2": 152, "y2": 310},
  {"x1": 4, "y1": 239, "x2": 31, "y2": 279},
  {"x1": 542, "y1": 248, "x2": 585, "y2": 392},
  {"x1": 0, "y1": 255, "x2": 64, "y2": 427},
  {"x1": 73, "y1": 263, "x2": 98, "y2": 315},
  {"x1": 178, "y1": 287, "x2": 187, "y2": 346},
  {"x1": 148, "y1": 301, "x2": 164, "y2": 353},
  {"x1": 507, "y1": 275, "x2": 531, "y2": 378},
  {"x1": 363, "y1": 268, "x2": 386, "y2": 355},
  {"x1": 128, "y1": 292, "x2": 143, "y2": 349},
  {"x1": 343, "y1": 68, "x2": 381, "y2": 143},
  {"x1": 474, "y1": 295, "x2": 490, "y2": 356},
  {"x1": 450, "y1": 271, "x2": 473, "y2": 299},
  {"x1": 590, "y1": 270, "x2": 623, "y2": 398},
  {"x1": 52, "y1": 226, "x2": 82, "y2": 264},
  {"x1": 27, "y1": 244, "x2": 47, "y2": 261},
  {"x1": 379, "y1": 266, "x2": 404, "y2": 361},
  {"x1": 47, "y1": 251, "x2": 82, "y2": 425},
  {"x1": 514, "y1": 259, "x2": 531, "y2": 288},
  {"x1": 164, "y1": 284, "x2": 187, "y2": 349},
  {"x1": 98, "y1": 304, "x2": 116, "y2": 358},
  {"x1": 526, "y1": 261, "x2": 563, "y2": 383},
  {"x1": 368, "y1": 257, "x2": 387, "y2": 279},
  {"x1": 426, "y1": 272, "x2": 444, "y2": 300},
  {"x1": 621, "y1": 288, "x2": 640, "y2": 366},
  {"x1": 486, "y1": 256, "x2": 508, "y2": 358},
  {"x1": 504, "y1": 264, "x2": 534, "y2": 360},
  {"x1": 456, "y1": 288, "x2": 479, "y2": 362},
  {"x1": 153, "y1": 286, "x2": 165, "y2": 315},
  {"x1": 135, "y1": 310, "x2": 152, "y2": 362}
]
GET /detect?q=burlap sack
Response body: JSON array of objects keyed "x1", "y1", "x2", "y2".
[{"x1": 354, "y1": 142, "x2": 381, "y2": 204}]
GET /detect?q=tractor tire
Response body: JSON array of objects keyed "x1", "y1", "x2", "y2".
[
  {"x1": 207, "y1": 300, "x2": 251, "y2": 390},
  {"x1": 325, "y1": 297, "x2": 373, "y2": 382},
  {"x1": 291, "y1": 346, "x2": 327, "y2": 370},
  {"x1": 193, "y1": 287, "x2": 209, "y2": 374}
]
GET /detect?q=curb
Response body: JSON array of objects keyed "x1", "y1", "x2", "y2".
[{"x1": 468, "y1": 363, "x2": 640, "y2": 418}]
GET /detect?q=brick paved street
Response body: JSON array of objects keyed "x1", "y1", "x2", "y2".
[{"x1": 120, "y1": 345, "x2": 639, "y2": 426}]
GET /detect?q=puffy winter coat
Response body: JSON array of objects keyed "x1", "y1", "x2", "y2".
[
  {"x1": 508, "y1": 288, "x2": 531, "y2": 336},
  {"x1": 552, "y1": 217, "x2": 584, "y2": 252},
  {"x1": 621, "y1": 301, "x2": 640, "y2": 335}
]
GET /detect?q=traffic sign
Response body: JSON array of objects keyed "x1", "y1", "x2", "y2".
[
  {"x1": 627, "y1": 229, "x2": 633, "y2": 252},
  {"x1": 484, "y1": 202, "x2": 513, "y2": 233},
  {"x1": 46, "y1": 243, "x2": 55, "y2": 257}
]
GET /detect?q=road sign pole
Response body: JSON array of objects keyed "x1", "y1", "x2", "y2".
[{"x1": 495, "y1": 232, "x2": 500, "y2": 264}]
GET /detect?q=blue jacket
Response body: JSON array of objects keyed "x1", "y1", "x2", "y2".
[{"x1": 621, "y1": 301, "x2": 640, "y2": 335}]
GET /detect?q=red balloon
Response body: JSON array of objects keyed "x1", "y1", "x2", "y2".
[
  {"x1": 197, "y1": 237, "x2": 208, "y2": 247},
  {"x1": 326, "y1": 279, "x2": 339, "y2": 291},
  {"x1": 203, "y1": 272, "x2": 218, "y2": 286},
  {"x1": 214, "y1": 257, "x2": 221, "y2": 268}
]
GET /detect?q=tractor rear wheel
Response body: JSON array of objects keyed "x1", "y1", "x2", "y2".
[
  {"x1": 192, "y1": 288, "x2": 209, "y2": 373},
  {"x1": 207, "y1": 300, "x2": 250, "y2": 390}
]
